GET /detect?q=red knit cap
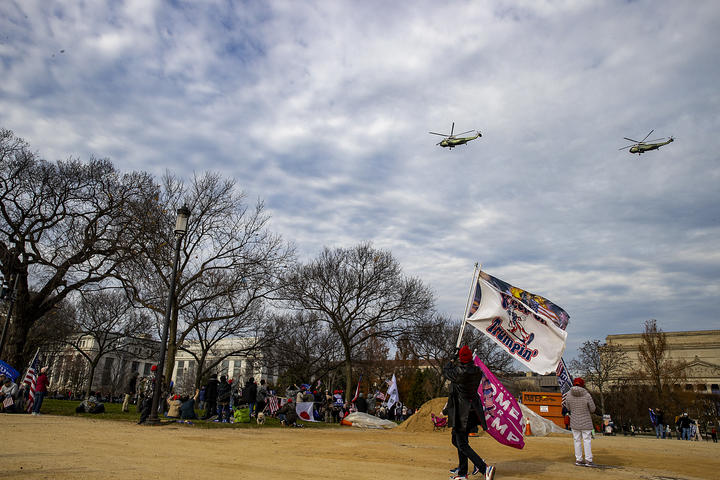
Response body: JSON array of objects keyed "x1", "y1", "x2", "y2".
[
  {"x1": 150, "y1": 365, "x2": 157, "y2": 372},
  {"x1": 573, "y1": 377, "x2": 585, "y2": 387},
  {"x1": 458, "y1": 345, "x2": 473, "y2": 363}
]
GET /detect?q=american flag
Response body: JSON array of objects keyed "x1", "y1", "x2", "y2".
[
  {"x1": 351, "y1": 375, "x2": 362, "y2": 403},
  {"x1": 266, "y1": 395, "x2": 280, "y2": 415},
  {"x1": 23, "y1": 349, "x2": 40, "y2": 413}
]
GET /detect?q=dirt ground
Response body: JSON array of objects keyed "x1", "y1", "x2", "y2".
[{"x1": 2, "y1": 414, "x2": 718, "y2": 480}]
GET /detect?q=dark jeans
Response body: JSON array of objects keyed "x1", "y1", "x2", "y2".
[
  {"x1": 203, "y1": 400, "x2": 217, "y2": 419},
  {"x1": 451, "y1": 412, "x2": 486, "y2": 476},
  {"x1": 217, "y1": 402, "x2": 230, "y2": 422},
  {"x1": 138, "y1": 397, "x2": 152, "y2": 423},
  {"x1": 33, "y1": 392, "x2": 46, "y2": 413}
]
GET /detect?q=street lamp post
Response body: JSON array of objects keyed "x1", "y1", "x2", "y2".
[{"x1": 146, "y1": 205, "x2": 190, "y2": 425}]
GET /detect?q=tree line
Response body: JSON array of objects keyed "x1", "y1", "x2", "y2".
[{"x1": 0, "y1": 127, "x2": 510, "y2": 406}]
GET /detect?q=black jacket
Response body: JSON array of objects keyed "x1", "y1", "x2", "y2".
[
  {"x1": 205, "y1": 378, "x2": 219, "y2": 402},
  {"x1": 244, "y1": 380, "x2": 257, "y2": 404},
  {"x1": 217, "y1": 381, "x2": 231, "y2": 403},
  {"x1": 125, "y1": 374, "x2": 138, "y2": 395},
  {"x1": 442, "y1": 360, "x2": 487, "y2": 432}
]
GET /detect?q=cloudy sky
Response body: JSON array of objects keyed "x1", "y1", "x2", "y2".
[{"x1": 2, "y1": 0, "x2": 719, "y2": 361}]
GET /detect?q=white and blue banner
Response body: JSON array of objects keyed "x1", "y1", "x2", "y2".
[{"x1": 466, "y1": 271, "x2": 569, "y2": 374}]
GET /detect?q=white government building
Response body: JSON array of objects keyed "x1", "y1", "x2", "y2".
[{"x1": 171, "y1": 337, "x2": 276, "y2": 392}]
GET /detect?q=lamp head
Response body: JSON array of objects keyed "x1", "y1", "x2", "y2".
[{"x1": 174, "y1": 205, "x2": 191, "y2": 234}]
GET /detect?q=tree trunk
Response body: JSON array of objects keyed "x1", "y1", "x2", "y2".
[
  {"x1": 85, "y1": 360, "x2": 98, "y2": 398},
  {"x1": 2, "y1": 288, "x2": 35, "y2": 370},
  {"x1": 194, "y1": 353, "x2": 207, "y2": 389},
  {"x1": 344, "y1": 357, "x2": 352, "y2": 403}
]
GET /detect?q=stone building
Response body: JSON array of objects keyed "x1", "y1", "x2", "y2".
[
  {"x1": 171, "y1": 337, "x2": 275, "y2": 392},
  {"x1": 606, "y1": 329, "x2": 720, "y2": 394},
  {"x1": 46, "y1": 333, "x2": 159, "y2": 396}
]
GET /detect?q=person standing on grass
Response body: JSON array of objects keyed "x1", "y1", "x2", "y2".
[
  {"x1": 654, "y1": 408, "x2": 665, "y2": 438},
  {"x1": 443, "y1": 345, "x2": 495, "y2": 480},
  {"x1": 32, "y1": 367, "x2": 49, "y2": 415},
  {"x1": 562, "y1": 377, "x2": 596, "y2": 466},
  {"x1": 201, "y1": 374, "x2": 218, "y2": 420},
  {"x1": 216, "y1": 375, "x2": 231, "y2": 423},
  {"x1": 122, "y1": 372, "x2": 139, "y2": 413},
  {"x1": 256, "y1": 379, "x2": 268, "y2": 415},
  {"x1": 244, "y1": 377, "x2": 258, "y2": 417}
]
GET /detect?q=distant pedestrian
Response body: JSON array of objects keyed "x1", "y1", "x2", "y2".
[
  {"x1": 654, "y1": 408, "x2": 665, "y2": 438},
  {"x1": 355, "y1": 392, "x2": 368, "y2": 413},
  {"x1": 562, "y1": 377, "x2": 596, "y2": 466},
  {"x1": 1, "y1": 377, "x2": 19, "y2": 413},
  {"x1": 256, "y1": 379, "x2": 268, "y2": 414},
  {"x1": 32, "y1": 367, "x2": 50, "y2": 415},
  {"x1": 201, "y1": 374, "x2": 218, "y2": 420},
  {"x1": 244, "y1": 377, "x2": 258, "y2": 417},
  {"x1": 679, "y1": 413, "x2": 692, "y2": 440},
  {"x1": 122, "y1": 372, "x2": 139, "y2": 413},
  {"x1": 216, "y1": 375, "x2": 231, "y2": 422}
]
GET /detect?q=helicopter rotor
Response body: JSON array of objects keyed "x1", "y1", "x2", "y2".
[{"x1": 640, "y1": 129, "x2": 654, "y2": 143}]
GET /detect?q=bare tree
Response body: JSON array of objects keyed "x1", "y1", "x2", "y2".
[
  {"x1": 637, "y1": 319, "x2": 687, "y2": 405},
  {"x1": 116, "y1": 172, "x2": 294, "y2": 390},
  {"x1": 0, "y1": 128, "x2": 158, "y2": 368},
  {"x1": 282, "y1": 242, "x2": 434, "y2": 400},
  {"x1": 63, "y1": 290, "x2": 151, "y2": 397},
  {"x1": 262, "y1": 311, "x2": 344, "y2": 389},
  {"x1": 402, "y1": 314, "x2": 514, "y2": 396},
  {"x1": 570, "y1": 339, "x2": 631, "y2": 414},
  {"x1": 177, "y1": 293, "x2": 274, "y2": 389}
]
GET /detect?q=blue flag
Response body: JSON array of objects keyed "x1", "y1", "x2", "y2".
[{"x1": 0, "y1": 359, "x2": 20, "y2": 382}]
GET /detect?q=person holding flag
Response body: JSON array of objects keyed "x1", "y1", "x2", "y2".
[
  {"x1": 31, "y1": 366, "x2": 49, "y2": 415},
  {"x1": 443, "y1": 345, "x2": 495, "y2": 480}
]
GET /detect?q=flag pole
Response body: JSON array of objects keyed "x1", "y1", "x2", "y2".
[
  {"x1": 456, "y1": 263, "x2": 481, "y2": 349},
  {"x1": 21, "y1": 347, "x2": 40, "y2": 383}
]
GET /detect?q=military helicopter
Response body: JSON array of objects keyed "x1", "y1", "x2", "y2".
[
  {"x1": 429, "y1": 122, "x2": 482, "y2": 149},
  {"x1": 619, "y1": 129, "x2": 674, "y2": 155}
]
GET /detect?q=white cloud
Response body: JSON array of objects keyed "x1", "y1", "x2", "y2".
[{"x1": 1, "y1": 0, "x2": 719, "y2": 361}]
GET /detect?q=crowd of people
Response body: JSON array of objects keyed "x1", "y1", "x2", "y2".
[
  {"x1": 119, "y1": 368, "x2": 414, "y2": 426},
  {"x1": 648, "y1": 408, "x2": 716, "y2": 442},
  {"x1": 0, "y1": 366, "x2": 49, "y2": 415}
]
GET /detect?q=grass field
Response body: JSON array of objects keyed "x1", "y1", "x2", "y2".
[{"x1": 40, "y1": 398, "x2": 335, "y2": 429}]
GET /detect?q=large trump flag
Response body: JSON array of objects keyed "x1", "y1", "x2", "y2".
[{"x1": 466, "y1": 271, "x2": 569, "y2": 374}]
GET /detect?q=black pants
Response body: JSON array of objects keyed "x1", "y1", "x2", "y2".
[
  {"x1": 451, "y1": 412, "x2": 486, "y2": 476},
  {"x1": 203, "y1": 400, "x2": 217, "y2": 419},
  {"x1": 138, "y1": 397, "x2": 152, "y2": 423}
]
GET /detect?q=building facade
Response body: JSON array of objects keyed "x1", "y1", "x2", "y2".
[
  {"x1": 606, "y1": 329, "x2": 720, "y2": 394},
  {"x1": 46, "y1": 334, "x2": 159, "y2": 397},
  {"x1": 171, "y1": 337, "x2": 275, "y2": 393}
]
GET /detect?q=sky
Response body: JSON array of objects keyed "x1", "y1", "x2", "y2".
[{"x1": 1, "y1": 0, "x2": 719, "y2": 362}]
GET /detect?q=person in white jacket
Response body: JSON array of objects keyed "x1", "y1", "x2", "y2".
[{"x1": 562, "y1": 377, "x2": 596, "y2": 466}]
